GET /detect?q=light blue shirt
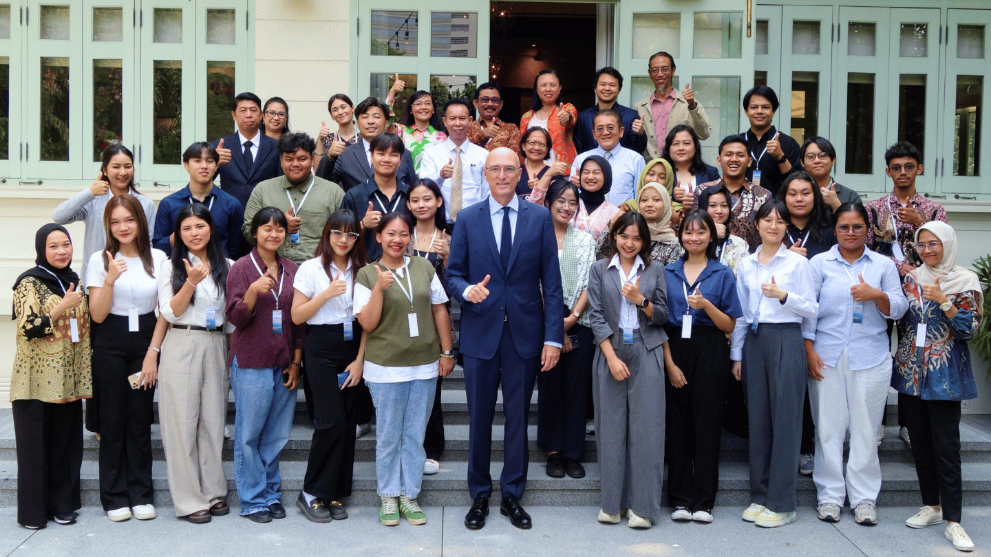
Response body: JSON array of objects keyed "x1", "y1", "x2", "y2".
[
  {"x1": 488, "y1": 194, "x2": 519, "y2": 252},
  {"x1": 804, "y1": 246, "x2": 909, "y2": 369},
  {"x1": 571, "y1": 144, "x2": 646, "y2": 207},
  {"x1": 420, "y1": 138, "x2": 490, "y2": 220}
]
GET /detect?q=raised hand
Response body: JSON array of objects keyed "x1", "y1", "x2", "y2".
[
  {"x1": 820, "y1": 186, "x2": 840, "y2": 210},
  {"x1": 549, "y1": 161, "x2": 570, "y2": 177},
  {"x1": 389, "y1": 73, "x2": 406, "y2": 97},
  {"x1": 323, "y1": 275, "x2": 347, "y2": 299},
  {"x1": 317, "y1": 121, "x2": 331, "y2": 143},
  {"x1": 482, "y1": 120, "x2": 501, "y2": 139},
  {"x1": 440, "y1": 157, "x2": 454, "y2": 180},
  {"x1": 766, "y1": 132, "x2": 783, "y2": 160},
  {"x1": 621, "y1": 276, "x2": 643, "y2": 305},
  {"x1": 363, "y1": 201, "x2": 382, "y2": 230},
  {"x1": 788, "y1": 239, "x2": 807, "y2": 257},
  {"x1": 680, "y1": 186, "x2": 696, "y2": 211},
  {"x1": 714, "y1": 222, "x2": 727, "y2": 239},
  {"x1": 897, "y1": 205, "x2": 923, "y2": 227},
  {"x1": 556, "y1": 103, "x2": 571, "y2": 126},
  {"x1": 921, "y1": 275, "x2": 949, "y2": 305},
  {"x1": 631, "y1": 115, "x2": 644, "y2": 134},
  {"x1": 431, "y1": 230, "x2": 450, "y2": 259},
  {"x1": 466, "y1": 274, "x2": 491, "y2": 304},
  {"x1": 328, "y1": 139, "x2": 346, "y2": 158},
  {"x1": 683, "y1": 82, "x2": 697, "y2": 109},
  {"x1": 89, "y1": 172, "x2": 111, "y2": 197},
  {"x1": 104, "y1": 251, "x2": 128, "y2": 285},
  {"x1": 286, "y1": 207, "x2": 302, "y2": 234},
  {"x1": 850, "y1": 273, "x2": 878, "y2": 303},
  {"x1": 59, "y1": 283, "x2": 84, "y2": 310},
  {"x1": 183, "y1": 258, "x2": 209, "y2": 286},
  {"x1": 251, "y1": 272, "x2": 276, "y2": 296},
  {"x1": 373, "y1": 265, "x2": 394, "y2": 292},
  {"x1": 686, "y1": 287, "x2": 708, "y2": 311},
  {"x1": 761, "y1": 275, "x2": 786, "y2": 301},
  {"x1": 216, "y1": 138, "x2": 231, "y2": 165}
]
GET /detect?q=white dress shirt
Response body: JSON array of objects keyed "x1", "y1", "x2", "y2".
[
  {"x1": 571, "y1": 144, "x2": 646, "y2": 207},
  {"x1": 460, "y1": 195, "x2": 520, "y2": 300},
  {"x1": 158, "y1": 254, "x2": 236, "y2": 333},
  {"x1": 361, "y1": 137, "x2": 372, "y2": 166},
  {"x1": 730, "y1": 243, "x2": 818, "y2": 360},
  {"x1": 86, "y1": 249, "x2": 169, "y2": 316},
  {"x1": 237, "y1": 129, "x2": 261, "y2": 161},
  {"x1": 293, "y1": 257, "x2": 354, "y2": 325},
  {"x1": 608, "y1": 254, "x2": 645, "y2": 330},
  {"x1": 419, "y1": 138, "x2": 490, "y2": 220}
]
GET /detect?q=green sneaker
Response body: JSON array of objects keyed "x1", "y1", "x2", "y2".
[
  {"x1": 379, "y1": 497, "x2": 400, "y2": 526},
  {"x1": 399, "y1": 496, "x2": 427, "y2": 525}
]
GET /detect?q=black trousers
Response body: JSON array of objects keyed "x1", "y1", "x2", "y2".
[
  {"x1": 12, "y1": 398, "x2": 84, "y2": 528},
  {"x1": 303, "y1": 324, "x2": 361, "y2": 501},
  {"x1": 537, "y1": 323, "x2": 593, "y2": 460},
  {"x1": 665, "y1": 326, "x2": 731, "y2": 512},
  {"x1": 900, "y1": 393, "x2": 964, "y2": 522},
  {"x1": 92, "y1": 312, "x2": 157, "y2": 511},
  {"x1": 423, "y1": 376, "x2": 445, "y2": 460},
  {"x1": 800, "y1": 391, "x2": 815, "y2": 455}
]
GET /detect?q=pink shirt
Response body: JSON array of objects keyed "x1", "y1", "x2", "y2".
[{"x1": 650, "y1": 89, "x2": 678, "y2": 154}]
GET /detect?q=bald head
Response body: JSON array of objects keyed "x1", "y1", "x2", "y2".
[{"x1": 484, "y1": 148, "x2": 521, "y2": 206}]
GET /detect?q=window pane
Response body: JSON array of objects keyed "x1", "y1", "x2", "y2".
[
  {"x1": 0, "y1": 5, "x2": 11, "y2": 40},
  {"x1": 754, "y1": 71, "x2": 767, "y2": 88},
  {"x1": 792, "y1": 21, "x2": 820, "y2": 55},
  {"x1": 0, "y1": 57, "x2": 7, "y2": 160},
  {"x1": 692, "y1": 76, "x2": 741, "y2": 162},
  {"x1": 41, "y1": 57, "x2": 70, "y2": 161},
  {"x1": 207, "y1": 61, "x2": 235, "y2": 141},
  {"x1": 431, "y1": 75, "x2": 476, "y2": 105},
  {"x1": 897, "y1": 74, "x2": 926, "y2": 160},
  {"x1": 371, "y1": 10, "x2": 418, "y2": 56},
  {"x1": 633, "y1": 13, "x2": 680, "y2": 59},
  {"x1": 958, "y1": 25, "x2": 985, "y2": 59},
  {"x1": 93, "y1": 59, "x2": 122, "y2": 161},
  {"x1": 153, "y1": 60, "x2": 182, "y2": 164},
  {"x1": 847, "y1": 22, "x2": 876, "y2": 56},
  {"x1": 370, "y1": 72, "x2": 416, "y2": 106},
  {"x1": 900, "y1": 23, "x2": 928, "y2": 57},
  {"x1": 953, "y1": 75, "x2": 982, "y2": 177},
  {"x1": 694, "y1": 12, "x2": 742, "y2": 59},
  {"x1": 431, "y1": 12, "x2": 476, "y2": 58},
  {"x1": 755, "y1": 20, "x2": 768, "y2": 56},
  {"x1": 207, "y1": 9, "x2": 235, "y2": 45},
  {"x1": 845, "y1": 73, "x2": 875, "y2": 174},
  {"x1": 790, "y1": 72, "x2": 819, "y2": 146},
  {"x1": 40, "y1": 5, "x2": 70, "y2": 40},
  {"x1": 154, "y1": 8, "x2": 182, "y2": 44},
  {"x1": 93, "y1": 7, "x2": 122, "y2": 42}
]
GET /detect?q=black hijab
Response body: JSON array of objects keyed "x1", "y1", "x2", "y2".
[
  {"x1": 13, "y1": 223, "x2": 80, "y2": 299},
  {"x1": 697, "y1": 184, "x2": 734, "y2": 245},
  {"x1": 578, "y1": 155, "x2": 613, "y2": 215}
]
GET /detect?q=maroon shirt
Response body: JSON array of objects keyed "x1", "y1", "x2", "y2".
[{"x1": 225, "y1": 249, "x2": 305, "y2": 368}]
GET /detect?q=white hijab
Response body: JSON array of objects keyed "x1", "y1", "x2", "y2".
[{"x1": 911, "y1": 222, "x2": 983, "y2": 304}]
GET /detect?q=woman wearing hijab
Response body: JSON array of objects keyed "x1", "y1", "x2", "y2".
[
  {"x1": 622, "y1": 159, "x2": 684, "y2": 265},
  {"x1": 893, "y1": 222, "x2": 982, "y2": 553},
  {"x1": 11, "y1": 224, "x2": 92, "y2": 529},
  {"x1": 573, "y1": 155, "x2": 620, "y2": 243}
]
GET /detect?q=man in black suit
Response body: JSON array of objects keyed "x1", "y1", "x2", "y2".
[
  {"x1": 212, "y1": 92, "x2": 282, "y2": 209},
  {"x1": 316, "y1": 96, "x2": 416, "y2": 192}
]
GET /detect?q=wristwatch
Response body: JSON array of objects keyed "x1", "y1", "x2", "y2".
[
  {"x1": 777, "y1": 154, "x2": 788, "y2": 163},
  {"x1": 441, "y1": 349, "x2": 455, "y2": 357},
  {"x1": 939, "y1": 301, "x2": 953, "y2": 312},
  {"x1": 639, "y1": 297, "x2": 650, "y2": 309}
]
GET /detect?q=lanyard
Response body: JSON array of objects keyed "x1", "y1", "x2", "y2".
[
  {"x1": 328, "y1": 263, "x2": 353, "y2": 319},
  {"x1": 729, "y1": 188, "x2": 743, "y2": 212},
  {"x1": 284, "y1": 175, "x2": 315, "y2": 214},
  {"x1": 786, "y1": 228, "x2": 811, "y2": 247},
  {"x1": 390, "y1": 259, "x2": 416, "y2": 310},
  {"x1": 746, "y1": 131, "x2": 769, "y2": 167},
  {"x1": 189, "y1": 195, "x2": 215, "y2": 211},
  {"x1": 249, "y1": 252, "x2": 284, "y2": 308},
  {"x1": 373, "y1": 191, "x2": 403, "y2": 214},
  {"x1": 841, "y1": 260, "x2": 867, "y2": 287},
  {"x1": 413, "y1": 228, "x2": 438, "y2": 257},
  {"x1": 38, "y1": 266, "x2": 67, "y2": 295},
  {"x1": 682, "y1": 279, "x2": 701, "y2": 314}
]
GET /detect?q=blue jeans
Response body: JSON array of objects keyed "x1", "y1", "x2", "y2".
[
  {"x1": 230, "y1": 356, "x2": 297, "y2": 515},
  {"x1": 366, "y1": 378, "x2": 437, "y2": 498}
]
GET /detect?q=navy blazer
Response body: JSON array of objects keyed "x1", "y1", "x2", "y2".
[
  {"x1": 212, "y1": 133, "x2": 282, "y2": 208},
  {"x1": 694, "y1": 163, "x2": 721, "y2": 186},
  {"x1": 318, "y1": 141, "x2": 417, "y2": 193},
  {"x1": 446, "y1": 197, "x2": 565, "y2": 361}
]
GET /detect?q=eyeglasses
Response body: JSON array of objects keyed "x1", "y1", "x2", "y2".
[
  {"x1": 330, "y1": 230, "x2": 360, "y2": 242},
  {"x1": 477, "y1": 97, "x2": 502, "y2": 105},
  {"x1": 411, "y1": 100, "x2": 433, "y2": 108},
  {"x1": 593, "y1": 125, "x2": 618, "y2": 134},
  {"x1": 485, "y1": 165, "x2": 519, "y2": 175},
  {"x1": 915, "y1": 241, "x2": 942, "y2": 252},
  {"x1": 889, "y1": 163, "x2": 918, "y2": 173},
  {"x1": 836, "y1": 224, "x2": 866, "y2": 234},
  {"x1": 648, "y1": 66, "x2": 672, "y2": 75},
  {"x1": 524, "y1": 140, "x2": 548, "y2": 148},
  {"x1": 265, "y1": 110, "x2": 287, "y2": 118},
  {"x1": 804, "y1": 152, "x2": 831, "y2": 162}
]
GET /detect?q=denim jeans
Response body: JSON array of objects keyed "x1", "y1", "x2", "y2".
[
  {"x1": 230, "y1": 356, "x2": 297, "y2": 515},
  {"x1": 366, "y1": 378, "x2": 437, "y2": 498}
]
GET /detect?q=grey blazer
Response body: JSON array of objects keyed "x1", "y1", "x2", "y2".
[{"x1": 587, "y1": 258, "x2": 668, "y2": 351}]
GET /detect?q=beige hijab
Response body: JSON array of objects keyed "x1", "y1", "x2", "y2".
[
  {"x1": 911, "y1": 221, "x2": 983, "y2": 305},
  {"x1": 639, "y1": 181, "x2": 679, "y2": 244}
]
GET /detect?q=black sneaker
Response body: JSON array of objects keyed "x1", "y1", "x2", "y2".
[
  {"x1": 269, "y1": 502, "x2": 286, "y2": 519},
  {"x1": 296, "y1": 493, "x2": 332, "y2": 523},
  {"x1": 53, "y1": 512, "x2": 77, "y2": 525},
  {"x1": 245, "y1": 510, "x2": 273, "y2": 523}
]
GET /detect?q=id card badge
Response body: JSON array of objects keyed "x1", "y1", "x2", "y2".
[
  {"x1": 128, "y1": 307, "x2": 140, "y2": 332},
  {"x1": 272, "y1": 310, "x2": 283, "y2": 334},
  {"x1": 681, "y1": 314, "x2": 693, "y2": 339},
  {"x1": 343, "y1": 319, "x2": 354, "y2": 341},
  {"x1": 915, "y1": 323, "x2": 927, "y2": 348},
  {"x1": 750, "y1": 311, "x2": 760, "y2": 335},
  {"x1": 205, "y1": 306, "x2": 217, "y2": 330},
  {"x1": 408, "y1": 313, "x2": 419, "y2": 338},
  {"x1": 852, "y1": 302, "x2": 864, "y2": 324},
  {"x1": 69, "y1": 318, "x2": 80, "y2": 343},
  {"x1": 752, "y1": 170, "x2": 762, "y2": 188},
  {"x1": 289, "y1": 232, "x2": 300, "y2": 245},
  {"x1": 622, "y1": 329, "x2": 634, "y2": 345}
]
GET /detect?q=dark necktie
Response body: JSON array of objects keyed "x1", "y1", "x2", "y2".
[
  {"x1": 500, "y1": 206, "x2": 512, "y2": 270},
  {"x1": 243, "y1": 140, "x2": 254, "y2": 173}
]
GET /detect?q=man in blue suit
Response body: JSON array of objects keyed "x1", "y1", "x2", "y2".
[
  {"x1": 212, "y1": 92, "x2": 282, "y2": 210},
  {"x1": 446, "y1": 147, "x2": 564, "y2": 530}
]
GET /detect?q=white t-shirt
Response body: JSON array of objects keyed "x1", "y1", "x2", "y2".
[
  {"x1": 293, "y1": 257, "x2": 354, "y2": 325},
  {"x1": 86, "y1": 249, "x2": 169, "y2": 316},
  {"x1": 527, "y1": 115, "x2": 556, "y2": 164}
]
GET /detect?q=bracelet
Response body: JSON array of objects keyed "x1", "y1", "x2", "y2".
[
  {"x1": 571, "y1": 311, "x2": 581, "y2": 319},
  {"x1": 186, "y1": 278, "x2": 196, "y2": 288},
  {"x1": 290, "y1": 362, "x2": 301, "y2": 367},
  {"x1": 148, "y1": 346, "x2": 161, "y2": 353},
  {"x1": 440, "y1": 354, "x2": 455, "y2": 359}
]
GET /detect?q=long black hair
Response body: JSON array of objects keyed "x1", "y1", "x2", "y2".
[
  {"x1": 529, "y1": 69, "x2": 563, "y2": 112},
  {"x1": 169, "y1": 204, "x2": 230, "y2": 303},
  {"x1": 776, "y1": 170, "x2": 832, "y2": 244},
  {"x1": 407, "y1": 178, "x2": 451, "y2": 234},
  {"x1": 400, "y1": 90, "x2": 443, "y2": 131},
  {"x1": 662, "y1": 124, "x2": 708, "y2": 177}
]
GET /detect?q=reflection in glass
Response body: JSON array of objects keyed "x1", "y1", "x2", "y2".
[
  {"x1": 790, "y1": 72, "x2": 819, "y2": 145},
  {"x1": 41, "y1": 57, "x2": 70, "y2": 161},
  {"x1": 958, "y1": 25, "x2": 985, "y2": 59},
  {"x1": 154, "y1": 8, "x2": 182, "y2": 44},
  {"x1": 207, "y1": 9, "x2": 236, "y2": 45},
  {"x1": 897, "y1": 74, "x2": 926, "y2": 159},
  {"x1": 430, "y1": 75, "x2": 476, "y2": 105},
  {"x1": 153, "y1": 60, "x2": 182, "y2": 164},
  {"x1": 792, "y1": 21, "x2": 820, "y2": 55},
  {"x1": 845, "y1": 73, "x2": 875, "y2": 174},
  {"x1": 755, "y1": 71, "x2": 768, "y2": 88},
  {"x1": 371, "y1": 11, "x2": 418, "y2": 56},
  {"x1": 953, "y1": 75, "x2": 982, "y2": 177},
  {"x1": 93, "y1": 60, "x2": 123, "y2": 161},
  {"x1": 371, "y1": 73, "x2": 417, "y2": 108},
  {"x1": 899, "y1": 24, "x2": 928, "y2": 57},
  {"x1": 207, "y1": 61, "x2": 235, "y2": 142},
  {"x1": 0, "y1": 5, "x2": 11, "y2": 40},
  {"x1": 0, "y1": 57, "x2": 7, "y2": 160},
  {"x1": 756, "y1": 20, "x2": 768, "y2": 56},
  {"x1": 93, "y1": 7, "x2": 123, "y2": 42},
  {"x1": 692, "y1": 77, "x2": 741, "y2": 162},
  {"x1": 694, "y1": 12, "x2": 742, "y2": 59},
  {"x1": 431, "y1": 12, "x2": 477, "y2": 58},
  {"x1": 41, "y1": 5, "x2": 70, "y2": 40},
  {"x1": 633, "y1": 13, "x2": 680, "y2": 59},
  {"x1": 847, "y1": 22, "x2": 876, "y2": 56}
]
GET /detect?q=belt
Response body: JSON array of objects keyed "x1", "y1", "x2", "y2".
[{"x1": 171, "y1": 324, "x2": 222, "y2": 332}]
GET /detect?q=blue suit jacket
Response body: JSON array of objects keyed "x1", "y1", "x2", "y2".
[
  {"x1": 574, "y1": 102, "x2": 648, "y2": 155},
  {"x1": 446, "y1": 197, "x2": 564, "y2": 361},
  {"x1": 318, "y1": 141, "x2": 417, "y2": 193},
  {"x1": 212, "y1": 133, "x2": 282, "y2": 208}
]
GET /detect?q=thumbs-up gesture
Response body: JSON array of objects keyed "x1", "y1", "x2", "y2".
[
  {"x1": 362, "y1": 201, "x2": 382, "y2": 230},
  {"x1": 621, "y1": 276, "x2": 644, "y2": 305},
  {"x1": 556, "y1": 102, "x2": 571, "y2": 126},
  {"x1": 467, "y1": 274, "x2": 491, "y2": 303},
  {"x1": 431, "y1": 230, "x2": 450, "y2": 259},
  {"x1": 250, "y1": 270, "x2": 276, "y2": 296},
  {"x1": 549, "y1": 161, "x2": 570, "y2": 177},
  {"x1": 317, "y1": 121, "x2": 331, "y2": 143},
  {"x1": 680, "y1": 184, "x2": 696, "y2": 210},
  {"x1": 683, "y1": 82, "x2": 697, "y2": 109},
  {"x1": 183, "y1": 258, "x2": 209, "y2": 286},
  {"x1": 373, "y1": 265, "x2": 394, "y2": 292},
  {"x1": 921, "y1": 275, "x2": 949, "y2": 305},
  {"x1": 216, "y1": 138, "x2": 232, "y2": 165},
  {"x1": 90, "y1": 172, "x2": 111, "y2": 197},
  {"x1": 388, "y1": 73, "x2": 406, "y2": 97},
  {"x1": 57, "y1": 283, "x2": 84, "y2": 312},
  {"x1": 104, "y1": 251, "x2": 128, "y2": 285},
  {"x1": 850, "y1": 272, "x2": 878, "y2": 302},
  {"x1": 440, "y1": 157, "x2": 454, "y2": 180},
  {"x1": 761, "y1": 275, "x2": 786, "y2": 301},
  {"x1": 482, "y1": 119, "x2": 501, "y2": 139},
  {"x1": 766, "y1": 132, "x2": 784, "y2": 160},
  {"x1": 322, "y1": 274, "x2": 347, "y2": 299},
  {"x1": 714, "y1": 222, "x2": 727, "y2": 239},
  {"x1": 285, "y1": 207, "x2": 302, "y2": 234},
  {"x1": 631, "y1": 114, "x2": 645, "y2": 135},
  {"x1": 788, "y1": 239, "x2": 807, "y2": 257},
  {"x1": 687, "y1": 286, "x2": 708, "y2": 310}
]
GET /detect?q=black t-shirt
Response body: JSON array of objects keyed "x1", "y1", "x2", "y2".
[{"x1": 743, "y1": 126, "x2": 801, "y2": 198}]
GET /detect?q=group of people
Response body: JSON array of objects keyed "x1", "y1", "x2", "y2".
[{"x1": 9, "y1": 55, "x2": 981, "y2": 554}]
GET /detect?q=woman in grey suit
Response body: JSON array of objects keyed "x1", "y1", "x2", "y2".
[{"x1": 587, "y1": 211, "x2": 668, "y2": 529}]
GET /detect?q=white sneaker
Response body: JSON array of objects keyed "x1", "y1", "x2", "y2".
[
  {"x1": 692, "y1": 510, "x2": 713, "y2": 523},
  {"x1": 742, "y1": 503, "x2": 765, "y2": 522},
  {"x1": 755, "y1": 509, "x2": 797, "y2": 528},
  {"x1": 224, "y1": 425, "x2": 232, "y2": 439},
  {"x1": 906, "y1": 505, "x2": 944, "y2": 529},
  {"x1": 899, "y1": 426, "x2": 911, "y2": 447},
  {"x1": 356, "y1": 423, "x2": 372, "y2": 439},
  {"x1": 132, "y1": 504, "x2": 156, "y2": 520},
  {"x1": 876, "y1": 424, "x2": 885, "y2": 447},
  {"x1": 423, "y1": 458, "x2": 440, "y2": 475},
  {"x1": 817, "y1": 503, "x2": 841, "y2": 523},
  {"x1": 627, "y1": 510, "x2": 651, "y2": 529},
  {"x1": 945, "y1": 523, "x2": 975, "y2": 552},
  {"x1": 597, "y1": 509, "x2": 621, "y2": 524},
  {"x1": 854, "y1": 502, "x2": 877, "y2": 526},
  {"x1": 671, "y1": 507, "x2": 692, "y2": 521},
  {"x1": 107, "y1": 507, "x2": 132, "y2": 522}
]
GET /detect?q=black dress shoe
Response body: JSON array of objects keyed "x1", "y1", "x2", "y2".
[
  {"x1": 245, "y1": 510, "x2": 272, "y2": 523},
  {"x1": 546, "y1": 453, "x2": 565, "y2": 478},
  {"x1": 500, "y1": 495, "x2": 532, "y2": 529},
  {"x1": 464, "y1": 496, "x2": 489, "y2": 530},
  {"x1": 564, "y1": 458, "x2": 586, "y2": 478},
  {"x1": 268, "y1": 502, "x2": 286, "y2": 519}
]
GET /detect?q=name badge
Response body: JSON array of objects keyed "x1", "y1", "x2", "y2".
[
  {"x1": 750, "y1": 311, "x2": 760, "y2": 335},
  {"x1": 408, "y1": 313, "x2": 419, "y2": 338},
  {"x1": 70, "y1": 318, "x2": 80, "y2": 343},
  {"x1": 289, "y1": 232, "x2": 300, "y2": 245},
  {"x1": 622, "y1": 329, "x2": 634, "y2": 345},
  {"x1": 343, "y1": 319, "x2": 354, "y2": 341},
  {"x1": 915, "y1": 323, "x2": 927, "y2": 348},
  {"x1": 681, "y1": 314, "x2": 693, "y2": 339},
  {"x1": 752, "y1": 170, "x2": 762, "y2": 188},
  {"x1": 128, "y1": 307, "x2": 140, "y2": 332},
  {"x1": 272, "y1": 310, "x2": 283, "y2": 334},
  {"x1": 338, "y1": 371, "x2": 350, "y2": 389},
  {"x1": 205, "y1": 306, "x2": 217, "y2": 330},
  {"x1": 852, "y1": 302, "x2": 864, "y2": 324}
]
